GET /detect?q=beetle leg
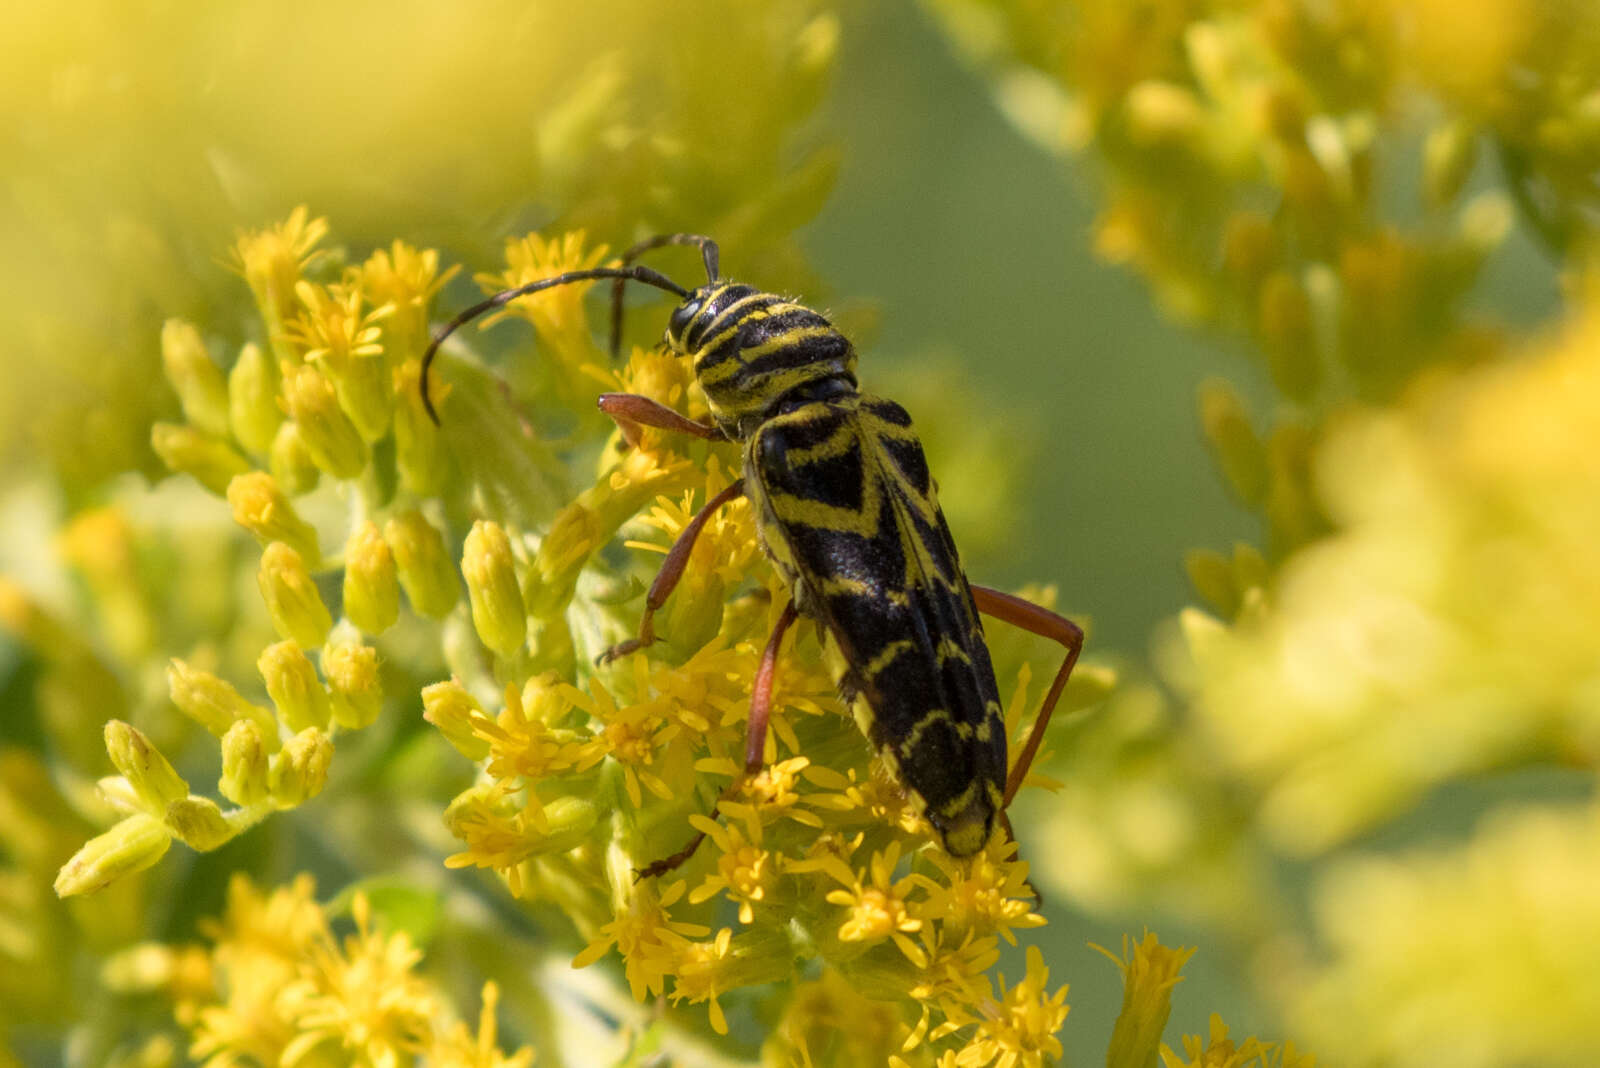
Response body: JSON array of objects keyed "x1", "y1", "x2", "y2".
[
  {"x1": 596, "y1": 478, "x2": 746, "y2": 665},
  {"x1": 597, "y1": 392, "x2": 723, "y2": 448},
  {"x1": 635, "y1": 599, "x2": 799, "y2": 881},
  {"x1": 970, "y1": 586, "x2": 1084, "y2": 807}
]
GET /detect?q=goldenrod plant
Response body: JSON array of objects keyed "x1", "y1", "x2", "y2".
[{"x1": 4, "y1": 1, "x2": 1595, "y2": 1066}]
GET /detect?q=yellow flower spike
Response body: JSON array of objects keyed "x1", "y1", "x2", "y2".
[
  {"x1": 268, "y1": 728, "x2": 333, "y2": 807},
  {"x1": 219, "y1": 719, "x2": 271, "y2": 807},
  {"x1": 258, "y1": 639, "x2": 332, "y2": 733},
  {"x1": 462, "y1": 519, "x2": 528, "y2": 658},
  {"x1": 231, "y1": 206, "x2": 329, "y2": 365},
  {"x1": 420, "y1": 677, "x2": 492, "y2": 761},
  {"x1": 1099, "y1": 931, "x2": 1196, "y2": 1068},
  {"x1": 167, "y1": 658, "x2": 278, "y2": 740},
  {"x1": 226, "y1": 471, "x2": 321, "y2": 565},
  {"x1": 54, "y1": 813, "x2": 171, "y2": 897},
  {"x1": 322, "y1": 632, "x2": 382, "y2": 730},
  {"x1": 278, "y1": 360, "x2": 369, "y2": 479},
  {"x1": 160, "y1": 319, "x2": 230, "y2": 437},
  {"x1": 668, "y1": 926, "x2": 737, "y2": 1035},
  {"x1": 477, "y1": 231, "x2": 608, "y2": 363},
  {"x1": 573, "y1": 878, "x2": 709, "y2": 1001},
  {"x1": 287, "y1": 280, "x2": 395, "y2": 442},
  {"x1": 942, "y1": 945, "x2": 1070, "y2": 1068},
  {"x1": 360, "y1": 241, "x2": 459, "y2": 364},
  {"x1": 342, "y1": 519, "x2": 400, "y2": 635},
  {"x1": 257, "y1": 542, "x2": 334, "y2": 649},
  {"x1": 392, "y1": 359, "x2": 449, "y2": 496},
  {"x1": 385, "y1": 510, "x2": 460, "y2": 619},
  {"x1": 268, "y1": 420, "x2": 322, "y2": 497},
  {"x1": 228, "y1": 340, "x2": 283, "y2": 456},
  {"x1": 103, "y1": 720, "x2": 188, "y2": 812},
  {"x1": 164, "y1": 796, "x2": 234, "y2": 851},
  {"x1": 150, "y1": 422, "x2": 252, "y2": 496}
]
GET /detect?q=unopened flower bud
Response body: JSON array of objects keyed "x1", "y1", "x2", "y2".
[
  {"x1": 54, "y1": 813, "x2": 172, "y2": 897},
  {"x1": 104, "y1": 720, "x2": 189, "y2": 811},
  {"x1": 167, "y1": 659, "x2": 276, "y2": 739},
  {"x1": 269, "y1": 728, "x2": 333, "y2": 806},
  {"x1": 393, "y1": 359, "x2": 448, "y2": 496},
  {"x1": 1424, "y1": 119, "x2": 1478, "y2": 210},
  {"x1": 1257, "y1": 271, "x2": 1318, "y2": 403},
  {"x1": 463, "y1": 520, "x2": 527, "y2": 657},
  {"x1": 421, "y1": 678, "x2": 491, "y2": 760},
  {"x1": 343, "y1": 520, "x2": 399, "y2": 634},
  {"x1": 269, "y1": 421, "x2": 321, "y2": 497},
  {"x1": 323, "y1": 636, "x2": 382, "y2": 729},
  {"x1": 1125, "y1": 80, "x2": 1204, "y2": 146},
  {"x1": 1184, "y1": 548, "x2": 1239, "y2": 618},
  {"x1": 150, "y1": 423, "x2": 251, "y2": 496},
  {"x1": 257, "y1": 639, "x2": 331, "y2": 732},
  {"x1": 1197, "y1": 379, "x2": 1267, "y2": 507},
  {"x1": 228, "y1": 341, "x2": 282, "y2": 455},
  {"x1": 385, "y1": 510, "x2": 458, "y2": 618},
  {"x1": 219, "y1": 719, "x2": 271, "y2": 806},
  {"x1": 279, "y1": 361, "x2": 368, "y2": 479},
  {"x1": 160, "y1": 320, "x2": 230, "y2": 437},
  {"x1": 258, "y1": 542, "x2": 333, "y2": 649},
  {"x1": 227, "y1": 472, "x2": 320, "y2": 564},
  {"x1": 164, "y1": 797, "x2": 234, "y2": 851}
]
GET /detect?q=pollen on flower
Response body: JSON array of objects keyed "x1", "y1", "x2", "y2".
[
  {"x1": 687, "y1": 805, "x2": 779, "y2": 924},
  {"x1": 818, "y1": 841, "x2": 925, "y2": 964}
]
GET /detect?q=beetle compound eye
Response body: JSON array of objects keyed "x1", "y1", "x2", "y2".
[{"x1": 668, "y1": 299, "x2": 702, "y2": 341}]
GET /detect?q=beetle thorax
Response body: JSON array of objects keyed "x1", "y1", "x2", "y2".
[{"x1": 665, "y1": 281, "x2": 858, "y2": 439}]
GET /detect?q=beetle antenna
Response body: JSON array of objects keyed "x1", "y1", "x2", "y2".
[
  {"x1": 609, "y1": 233, "x2": 720, "y2": 358},
  {"x1": 421, "y1": 264, "x2": 689, "y2": 424}
]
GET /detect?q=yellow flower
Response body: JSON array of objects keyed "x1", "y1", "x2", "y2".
[
  {"x1": 475, "y1": 230, "x2": 609, "y2": 354},
  {"x1": 817, "y1": 841, "x2": 926, "y2": 966},
  {"x1": 1159, "y1": 1014, "x2": 1313, "y2": 1068},
  {"x1": 687, "y1": 804, "x2": 780, "y2": 924},
  {"x1": 918, "y1": 836, "x2": 1044, "y2": 945},
  {"x1": 1099, "y1": 931, "x2": 1196, "y2": 1068},
  {"x1": 424, "y1": 981, "x2": 536, "y2": 1068},
  {"x1": 572, "y1": 878, "x2": 709, "y2": 1002},
  {"x1": 667, "y1": 926, "x2": 737, "y2": 1035},
  {"x1": 230, "y1": 206, "x2": 329, "y2": 340},
  {"x1": 278, "y1": 893, "x2": 438, "y2": 1068},
  {"x1": 939, "y1": 945, "x2": 1069, "y2": 1068}
]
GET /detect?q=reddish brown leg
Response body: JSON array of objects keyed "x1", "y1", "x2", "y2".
[
  {"x1": 635, "y1": 600, "x2": 800, "y2": 881},
  {"x1": 596, "y1": 478, "x2": 746, "y2": 665},
  {"x1": 970, "y1": 585, "x2": 1085, "y2": 807},
  {"x1": 597, "y1": 391, "x2": 723, "y2": 448}
]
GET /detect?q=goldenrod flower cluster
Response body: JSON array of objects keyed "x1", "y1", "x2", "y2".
[
  {"x1": 102, "y1": 874, "x2": 534, "y2": 1068},
  {"x1": 7, "y1": 202, "x2": 1305, "y2": 1064}
]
